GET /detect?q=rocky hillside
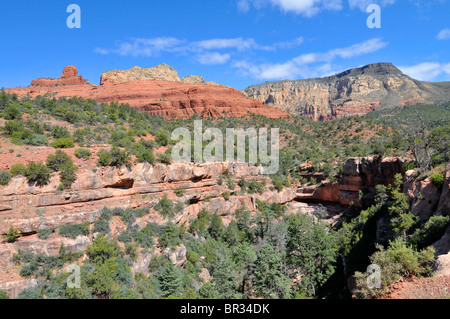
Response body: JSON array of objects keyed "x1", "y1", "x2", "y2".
[
  {"x1": 7, "y1": 65, "x2": 288, "y2": 119},
  {"x1": 0, "y1": 156, "x2": 448, "y2": 298},
  {"x1": 244, "y1": 63, "x2": 450, "y2": 120}
]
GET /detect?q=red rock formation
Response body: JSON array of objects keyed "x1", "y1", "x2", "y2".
[
  {"x1": 296, "y1": 156, "x2": 406, "y2": 206},
  {"x1": 31, "y1": 65, "x2": 88, "y2": 87},
  {"x1": 10, "y1": 66, "x2": 288, "y2": 119}
]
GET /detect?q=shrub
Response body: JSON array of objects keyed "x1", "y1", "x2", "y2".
[
  {"x1": 58, "y1": 222, "x2": 90, "y2": 239},
  {"x1": 24, "y1": 134, "x2": 48, "y2": 146},
  {"x1": 155, "y1": 130, "x2": 169, "y2": 146},
  {"x1": 59, "y1": 162, "x2": 78, "y2": 189},
  {"x1": 353, "y1": 238, "x2": 435, "y2": 299},
  {"x1": 97, "y1": 150, "x2": 112, "y2": 166},
  {"x1": 4, "y1": 104, "x2": 22, "y2": 120},
  {"x1": 431, "y1": 173, "x2": 444, "y2": 190},
  {"x1": 110, "y1": 148, "x2": 129, "y2": 167},
  {"x1": 3, "y1": 225, "x2": 21, "y2": 243},
  {"x1": 46, "y1": 150, "x2": 73, "y2": 172},
  {"x1": 158, "y1": 222, "x2": 184, "y2": 249},
  {"x1": 25, "y1": 162, "x2": 51, "y2": 186},
  {"x1": 93, "y1": 218, "x2": 110, "y2": 235},
  {"x1": 51, "y1": 126, "x2": 71, "y2": 139},
  {"x1": 10, "y1": 163, "x2": 26, "y2": 176},
  {"x1": 137, "y1": 148, "x2": 155, "y2": 164},
  {"x1": 0, "y1": 289, "x2": 8, "y2": 299},
  {"x1": 3, "y1": 120, "x2": 23, "y2": 135},
  {"x1": 98, "y1": 148, "x2": 129, "y2": 167},
  {"x1": 37, "y1": 228, "x2": 53, "y2": 240},
  {"x1": 0, "y1": 170, "x2": 12, "y2": 186},
  {"x1": 134, "y1": 225, "x2": 155, "y2": 248},
  {"x1": 74, "y1": 148, "x2": 92, "y2": 160},
  {"x1": 157, "y1": 152, "x2": 172, "y2": 165},
  {"x1": 155, "y1": 194, "x2": 175, "y2": 218},
  {"x1": 409, "y1": 216, "x2": 450, "y2": 249},
  {"x1": 51, "y1": 138, "x2": 74, "y2": 149},
  {"x1": 174, "y1": 188, "x2": 186, "y2": 198},
  {"x1": 271, "y1": 175, "x2": 284, "y2": 192}
]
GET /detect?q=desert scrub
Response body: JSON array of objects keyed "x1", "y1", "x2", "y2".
[
  {"x1": 174, "y1": 188, "x2": 186, "y2": 197},
  {"x1": 0, "y1": 170, "x2": 12, "y2": 186},
  {"x1": 24, "y1": 162, "x2": 52, "y2": 186},
  {"x1": 51, "y1": 137, "x2": 75, "y2": 148},
  {"x1": 431, "y1": 173, "x2": 444, "y2": 190},
  {"x1": 58, "y1": 222, "x2": 90, "y2": 239},
  {"x1": 10, "y1": 163, "x2": 26, "y2": 176},
  {"x1": 74, "y1": 148, "x2": 92, "y2": 160},
  {"x1": 2, "y1": 225, "x2": 21, "y2": 243}
]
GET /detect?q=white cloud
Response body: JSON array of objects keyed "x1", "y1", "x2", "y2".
[
  {"x1": 348, "y1": 0, "x2": 395, "y2": 11},
  {"x1": 95, "y1": 36, "x2": 304, "y2": 60},
  {"x1": 399, "y1": 62, "x2": 450, "y2": 81},
  {"x1": 194, "y1": 38, "x2": 259, "y2": 51},
  {"x1": 233, "y1": 38, "x2": 388, "y2": 80},
  {"x1": 273, "y1": 37, "x2": 305, "y2": 49},
  {"x1": 329, "y1": 38, "x2": 388, "y2": 58},
  {"x1": 437, "y1": 28, "x2": 450, "y2": 40},
  {"x1": 238, "y1": 0, "x2": 343, "y2": 16},
  {"x1": 196, "y1": 52, "x2": 231, "y2": 65},
  {"x1": 94, "y1": 37, "x2": 185, "y2": 57},
  {"x1": 238, "y1": 0, "x2": 397, "y2": 15}
]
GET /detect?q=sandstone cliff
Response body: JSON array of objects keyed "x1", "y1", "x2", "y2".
[
  {"x1": 8, "y1": 65, "x2": 288, "y2": 119},
  {"x1": 31, "y1": 65, "x2": 88, "y2": 87},
  {"x1": 244, "y1": 63, "x2": 450, "y2": 120}
]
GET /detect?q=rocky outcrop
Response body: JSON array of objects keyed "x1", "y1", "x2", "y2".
[
  {"x1": 181, "y1": 75, "x2": 218, "y2": 86},
  {"x1": 437, "y1": 170, "x2": 450, "y2": 216},
  {"x1": 163, "y1": 244, "x2": 187, "y2": 267},
  {"x1": 296, "y1": 156, "x2": 405, "y2": 206},
  {"x1": 0, "y1": 162, "x2": 272, "y2": 235},
  {"x1": 100, "y1": 64, "x2": 220, "y2": 86},
  {"x1": 244, "y1": 63, "x2": 450, "y2": 120},
  {"x1": 9, "y1": 65, "x2": 288, "y2": 119},
  {"x1": 0, "y1": 279, "x2": 40, "y2": 299},
  {"x1": 404, "y1": 171, "x2": 443, "y2": 220},
  {"x1": 0, "y1": 235, "x2": 90, "y2": 270},
  {"x1": 31, "y1": 65, "x2": 88, "y2": 87},
  {"x1": 100, "y1": 64, "x2": 181, "y2": 85}
]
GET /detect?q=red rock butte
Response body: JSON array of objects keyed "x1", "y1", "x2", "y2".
[
  {"x1": 30, "y1": 65, "x2": 88, "y2": 86},
  {"x1": 8, "y1": 65, "x2": 289, "y2": 119}
]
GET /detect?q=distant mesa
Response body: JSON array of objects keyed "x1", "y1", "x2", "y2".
[
  {"x1": 31, "y1": 65, "x2": 89, "y2": 87},
  {"x1": 8, "y1": 64, "x2": 289, "y2": 119},
  {"x1": 100, "y1": 64, "x2": 219, "y2": 86},
  {"x1": 244, "y1": 62, "x2": 450, "y2": 121}
]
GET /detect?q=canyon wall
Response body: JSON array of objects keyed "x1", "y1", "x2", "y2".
[{"x1": 244, "y1": 63, "x2": 450, "y2": 120}]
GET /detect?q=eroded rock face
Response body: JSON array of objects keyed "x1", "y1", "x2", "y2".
[
  {"x1": 9, "y1": 65, "x2": 288, "y2": 119},
  {"x1": 437, "y1": 170, "x2": 450, "y2": 216},
  {"x1": 0, "y1": 279, "x2": 39, "y2": 299},
  {"x1": 244, "y1": 63, "x2": 450, "y2": 120},
  {"x1": 31, "y1": 65, "x2": 88, "y2": 87},
  {"x1": 0, "y1": 162, "x2": 266, "y2": 235},
  {"x1": 404, "y1": 171, "x2": 442, "y2": 220},
  {"x1": 100, "y1": 64, "x2": 181, "y2": 85},
  {"x1": 296, "y1": 156, "x2": 405, "y2": 206}
]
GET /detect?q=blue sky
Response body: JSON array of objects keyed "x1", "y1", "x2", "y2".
[{"x1": 0, "y1": 0, "x2": 449, "y2": 90}]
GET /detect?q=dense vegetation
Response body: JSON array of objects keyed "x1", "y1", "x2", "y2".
[{"x1": 0, "y1": 91, "x2": 449, "y2": 299}]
